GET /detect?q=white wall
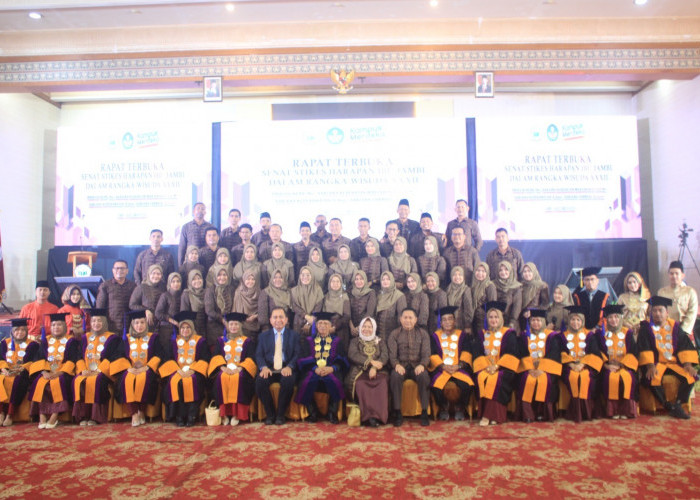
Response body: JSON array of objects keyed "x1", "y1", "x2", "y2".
[
  {"x1": 634, "y1": 76, "x2": 700, "y2": 292},
  {"x1": 0, "y1": 94, "x2": 61, "y2": 308}
]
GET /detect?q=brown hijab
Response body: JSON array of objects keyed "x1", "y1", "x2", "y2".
[
  {"x1": 376, "y1": 271, "x2": 404, "y2": 313},
  {"x1": 233, "y1": 270, "x2": 260, "y2": 315}
]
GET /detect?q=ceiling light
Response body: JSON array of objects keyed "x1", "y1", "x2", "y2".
[
  {"x1": 633, "y1": 0, "x2": 648, "y2": 5},
  {"x1": 225, "y1": 3, "x2": 235, "y2": 12},
  {"x1": 430, "y1": 0, "x2": 439, "y2": 7},
  {"x1": 28, "y1": 12, "x2": 42, "y2": 20}
]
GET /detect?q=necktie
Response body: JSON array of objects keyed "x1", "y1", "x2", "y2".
[{"x1": 273, "y1": 332, "x2": 283, "y2": 370}]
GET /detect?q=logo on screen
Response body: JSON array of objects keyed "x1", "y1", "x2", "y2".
[
  {"x1": 327, "y1": 127, "x2": 344, "y2": 144},
  {"x1": 546, "y1": 124, "x2": 559, "y2": 141},
  {"x1": 122, "y1": 132, "x2": 134, "y2": 149}
]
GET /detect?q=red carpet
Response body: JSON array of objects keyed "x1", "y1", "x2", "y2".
[{"x1": 1, "y1": 414, "x2": 700, "y2": 499}]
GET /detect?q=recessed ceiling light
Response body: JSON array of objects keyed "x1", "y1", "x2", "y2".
[
  {"x1": 633, "y1": 0, "x2": 648, "y2": 5},
  {"x1": 28, "y1": 12, "x2": 42, "y2": 20},
  {"x1": 225, "y1": 3, "x2": 235, "y2": 12},
  {"x1": 430, "y1": 0, "x2": 439, "y2": 7}
]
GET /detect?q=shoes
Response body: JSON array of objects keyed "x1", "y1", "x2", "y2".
[
  {"x1": 454, "y1": 411, "x2": 465, "y2": 422},
  {"x1": 38, "y1": 422, "x2": 47, "y2": 429},
  {"x1": 328, "y1": 412, "x2": 339, "y2": 425},
  {"x1": 420, "y1": 411, "x2": 430, "y2": 427},
  {"x1": 176, "y1": 417, "x2": 185, "y2": 427},
  {"x1": 438, "y1": 410, "x2": 449, "y2": 421},
  {"x1": 2, "y1": 416, "x2": 12, "y2": 427},
  {"x1": 670, "y1": 403, "x2": 690, "y2": 420},
  {"x1": 45, "y1": 420, "x2": 59, "y2": 429},
  {"x1": 274, "y1": 416, "x2": 286, "y2": 425},
  {"x1": 306, "y1": 412, "x2": 318, "y2": 423},
  {"x1": 230, "y1": 417, "x2": 239, "y2": 426},
  {"x1": 490, "y1": 420, "x2": 498, "y2": 426},
  {"x1": 264, "y1": 417, "x2": 275, "y2": 425},
  {"x1": 368, "y1": 418, "x2": 380, "y2": 428},
  {"x1": 393, "y1": 412, "x2": 403, "y2": 427},
  {"x1": 79, "y1": 420, "x2": 89, "y2": 426},
  {"x1": 612, "y1": 415, "x2": 620, "y2": 420},
  {"x1": 87, "y1": 420, "x2": 97, "y2": 426},
  {"x1": 222, "y1": 417, "x2": 230, "y2": 426},
  {"x1": 185, "y1": 417, "x2": 196, "y2": 427},
  {"x1": 524, "y1": 418, "x2": 533, "y2": 424},
  {"x1": 139, "y1": 413, "x2": 146, "y2": 425},
  {"x1": 479, "y1": 418, "x2": 489, "y2": 427},
  {"x1": 620, "y1": 415, "x2": 628, "y2": 420}
]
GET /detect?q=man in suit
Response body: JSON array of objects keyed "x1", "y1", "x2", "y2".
[
  {"x1": 573, "y1": 267, "x2": 609, "y2": 329},
  {"x1": 255, "y1": 307, "x2": 300, "y2": 425}
]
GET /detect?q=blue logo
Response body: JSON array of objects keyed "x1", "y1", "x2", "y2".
[
  {"x1": 546, "y1": 124, "x2": 559, "y2": 141},
  {"x1": 327, "y1": 127, "x2": 344, "y2": 145},
  {"x1": 122, "y1": 132, "x2": 134, "y2": 149}
]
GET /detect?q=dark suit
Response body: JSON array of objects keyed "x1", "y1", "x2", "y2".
[
  {"x1": 255, "y1": 327, "x2": 300, "y2": 420},
  {"x1": 573, "y1": 289, "x2": 609, "y2": 330}
]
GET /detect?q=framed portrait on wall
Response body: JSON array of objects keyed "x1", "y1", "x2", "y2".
[
  {"x1": 203, "y1": 76, "x2": 223, "y2": 102},
  {"x1": 475, "y1": 72, "x2": 494, "y2": 98}
]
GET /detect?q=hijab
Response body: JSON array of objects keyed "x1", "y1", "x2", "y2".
[
  {"x1": 207, "y1": 247, "x2": 233, "y2": 287},
  {"x1": 324, "y1": 274, "x2": 348, "y2": 315},
  {"x1": 233, "y1": 270, "x2": 260, "y2": 315},
  {"x1": 521, "y1": 262, "x2": 545, "y2": 307},
  {"x1": 495, "y1": 261, "x2": 521, "y2": 293},
  {"x1": 214, "y1": 269, "x2": 233, "y2": 313},
  {"x1": 423, "y1": 235, "x2": 439, "y2": 258},
  {"x1": 306, "y1": 247, "x2": 328, "y2": 285},
  {"x1": 471, "y1": 262, "x2": 493, "y2": 307},
  {"x1": 388, "y1": 236, "x2": 412, "y2": 274},
  {"x1": 186, "y1": 269, "x2": 205, "y2": 312},
  {"x1": 376, "y1": 271, "x2": 404, "y2": 313},
  {"x1": 264, "y1": 269, "x2": 291, "y2": 309},
  {"x1": 404, "y1": 273, "x2": 424, "y2": 298},
  {"x1": 329, "y1": 244, "x2": 357, "y2": 279},
  {"x1": 364, "y1": 238, "x2": 381, "y2": 260},
  {"x1": 623, "y1": 271, "x2": 651, "y2": 301},
  {"x1": 90, "y1": 314, "x2": 109, "y2": 336},
  {"x1": 265, "y1": 242, "x2": 291, "y2": 277},
  {"x1": 291, "y1": 266, "x2": 325, "y2": 314},
  {"x1": 358, "y1": 316, "x2": 378, "y2": 342},
  {"x1": 425, "y1": 271, "x2": 442, "y2": 295},
  {"x1": 233, "y1": 243, "x2": 260, "y2": 281},
  {"x1": 351, "y1": 270, "x2": 372, "y2": 298},
  {"x1": 61, "y1": 285, "x2": 86, "y2": 308},
  {"x1": 166, "y1": 272, "x2": 183, "y2": 300},
  {"x1": 142, "y1": 264, "x2": 164, "y2": 287},
  {"x1": 446, "y1": 266, "x2": 468, "y2": 306}
]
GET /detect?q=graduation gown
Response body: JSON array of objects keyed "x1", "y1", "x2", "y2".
[
  {"x1": 517, "y1": 329, "x2": 562, "y2": 421},
  {"x1": 208, "y1": 335, "x2": 257, "y2": 407},
  {"x1": 159, "y1": 334, "x2": 210, "y2": 405},
  {"x1": 472, "y1": 327, "x2": 520, "y2": 406},
  {"x1": 110, "y1": 332, "x2": 163, "y2": 405},
  {"x1": 597, "y1": 326, "x2": 639, "y2": 417},
  {"x1": 28, "y1": 336, "x2": 81, "y2": 407},
  {"x1": 573, "y1": 289, "x2": 610, "y2": 330},
  {"x1": 295, "y1": 334, "x2": 348, "y2": 406},
  {"x1": 637, "y1": 319, "x2": 698, "y2": 388},
  {"x1": 73, "y1": 332, "x2": 123, "y2": 405},
  {"x1": 428, "y1": 329, "x2": 474, "y2": 391},
  {"x1": 0, "y1": 338, "x2": 43, "y2": 407}
]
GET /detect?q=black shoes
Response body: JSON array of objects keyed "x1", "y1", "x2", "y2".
[
  {"x1": 670, "y1": 403, "x2": 690, "y2": 420},
  {"x1": 454, "y1": 410, "x2": 465, "y2": 421},
  {"x1": 420, "y1": 410, "x2": 430, "y2": 427},
  {"x1": 438, "y1": 410, "x2": 449, "y2": 421},
  {"x1": 264, "y1": 416, "x2": 275, "y2": 425},
  {"x1": 274, "y1": 416, "x2": 286, "y2": 425},
  {"x1": 176, "y1": 417, "x2": 185, "y2": 427},
  {"x1": 328, "y1": 412, "x2": 339, "y2": 424},
  {"x1": 393, "y1": 412, "x2": 403, "y2": 427},
  {"x1": 368, "y1": 418, "x2": 380, "y2": 428}
]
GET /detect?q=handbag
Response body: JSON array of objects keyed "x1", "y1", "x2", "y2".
[
  {"x1": 346, "y1": 402, "x2": 361, "y2": 427},
  {"x1": 205, "y1": 400, "x2": 221, "y2": 426}
]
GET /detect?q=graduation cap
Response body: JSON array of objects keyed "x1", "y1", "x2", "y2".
[
  {"x1": 174, "y1": 311, "x2": 198, "y2": 323},
  {"x1": 47, "y1": 313, "x2": 67, "y2": 322},
  {"x1": 528, "y1": 309, "x2": 547, "y2": 319},
  {"x1": 565, "y1": 305, "x2": 588, "y2": 316},
  {"x1": 484, "y1": 301, "x2": 507, "y2": 313},
  {"x1": 10, "y1": 318, "x2": 29, "y2": 327},
  {"x1": 35, "y1": 280, "x2": 50, "y2": 289},
  {"x1": 86, "y1": 308, "x2": 108, "y2": 317},
  {"x1": 312, "y1": 311, "x2": 335, "y2": 322},
  {"x1": 648, "y1": 296, "x2": 673, "y2": 308},
  {"x1": 223, "y1": 312, "x2": 248, "y2": 323},
  {"x1": 603, "y1": 304, "x2": 624, "y2": 317},
  {"x1": 436, "y1": 306, "x2": 459, "y2": 317},
  {"x1": 127, "y1": 310, "x2": 147, "y2": 320},
  {"x1": 580, "y1": 267, "x2": 601, "y2": 278}
]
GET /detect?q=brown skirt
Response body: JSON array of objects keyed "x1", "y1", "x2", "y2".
[{"x1": 355, "y1": 372, "x2": 389, "y2": 424}]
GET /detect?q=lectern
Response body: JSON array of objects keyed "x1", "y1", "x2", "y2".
[{"x1": 67, "y1": 251, "x2": 98, "y2": 277}]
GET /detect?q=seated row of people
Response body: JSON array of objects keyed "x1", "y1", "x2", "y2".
[{"x1": 2, "y1": 293, "x2": 695, "y2": 429}]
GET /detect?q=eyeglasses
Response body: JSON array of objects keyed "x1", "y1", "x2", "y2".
[{"x1": 113, "y1": 267, "x2": 128, "y2": 271}]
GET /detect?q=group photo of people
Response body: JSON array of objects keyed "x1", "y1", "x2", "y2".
[{"x1": 3, "y1": 198, "x2": 698, "y2": 430}]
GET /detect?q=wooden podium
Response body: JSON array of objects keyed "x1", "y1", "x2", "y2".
[{"x1": 67, "y1": 251, "x2": 98, "y2": 277}]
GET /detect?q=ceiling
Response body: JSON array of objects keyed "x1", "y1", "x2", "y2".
[{"x1": 1, "y1": 0, "x2": 699, "y2": 102}]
